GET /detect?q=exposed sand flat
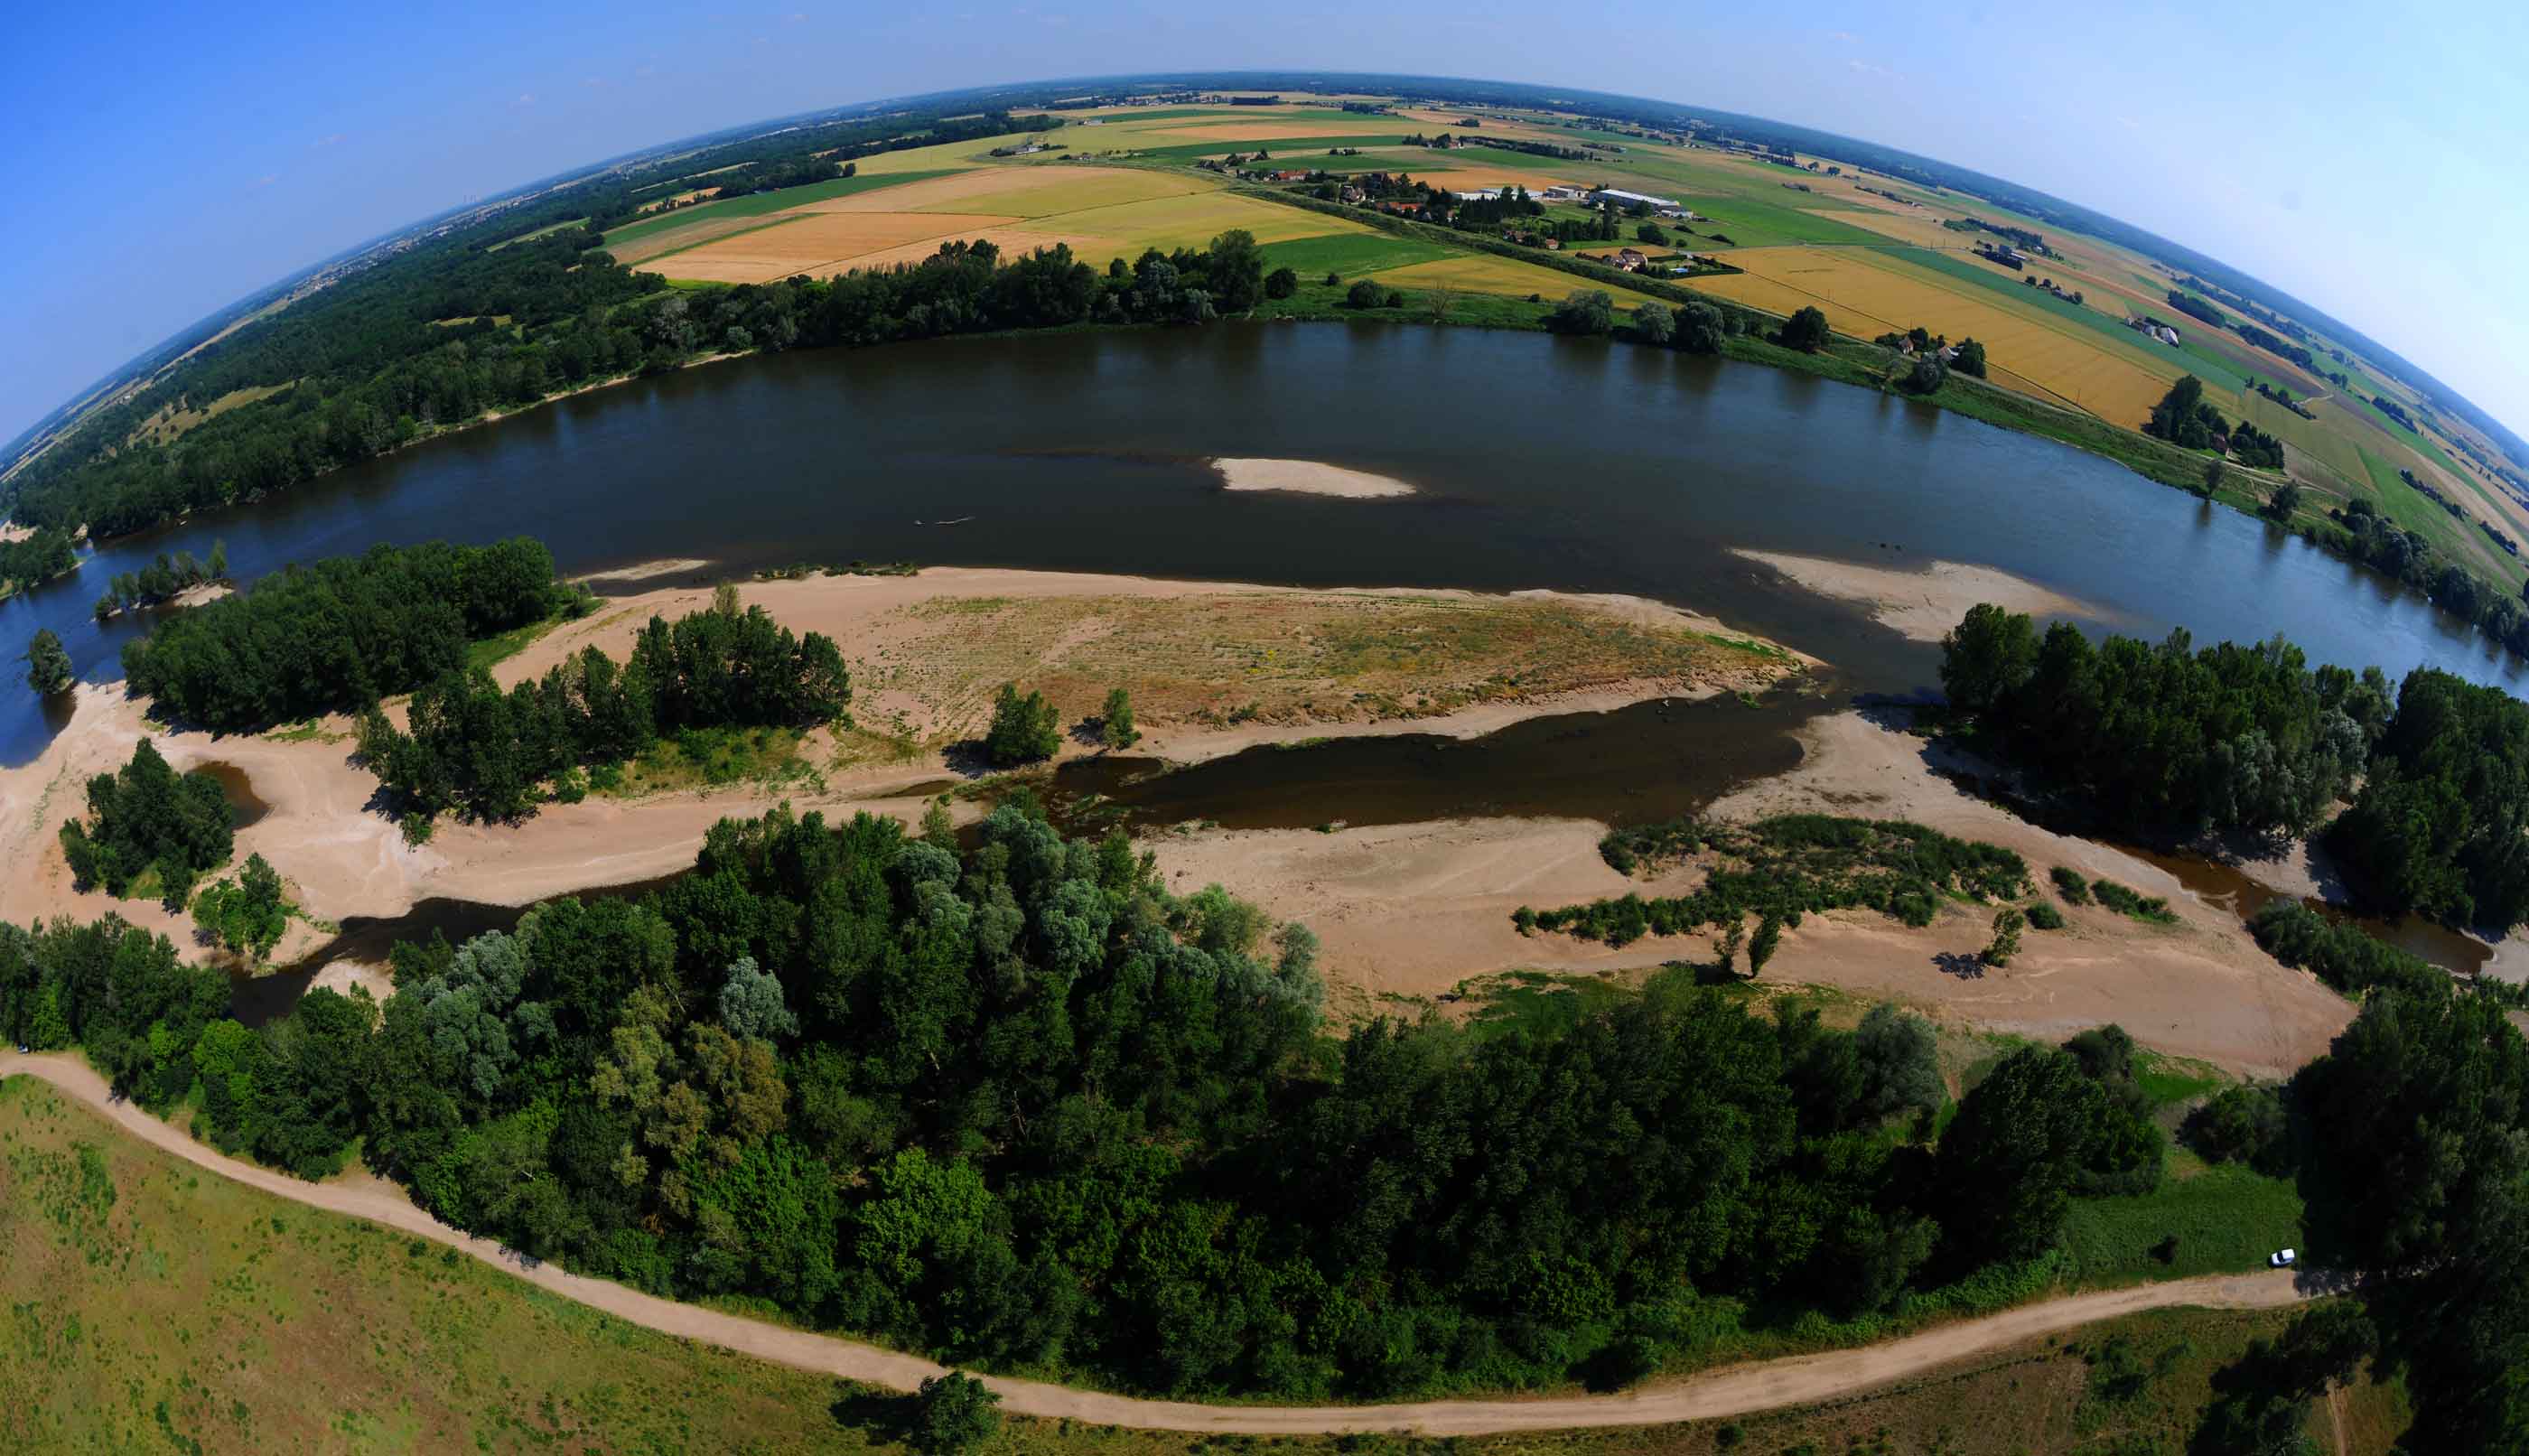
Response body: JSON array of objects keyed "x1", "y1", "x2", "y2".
[
  {"x1": 1211, "y1": 457, "x2": 1419, "y2": 498},
  {"x1": 1735, "y1": 549, "x2": 2114, "y2": 642},
  {"x1": 1152, "y1": 708, "x2": 2355, "y2": 1078},
  {"x1": 577, "y1": 556, "x2": 714, "y2": 583}
]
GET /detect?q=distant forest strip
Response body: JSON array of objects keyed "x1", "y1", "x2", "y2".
[{"x1": 1, "y1": 106, "x2": 1061, "y2": 539}]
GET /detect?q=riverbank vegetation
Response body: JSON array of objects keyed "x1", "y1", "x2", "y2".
[
  {"x1": 91, "y1": 540, "x2": 225, "y2": 618},
  {"x1": 0, "y1": 1076, "x2": 2395, "y2": 1455},
  {"x1": 0, "y1": 526, "x2": 79, "y2": 598},
  {"x1": 56, "y1": 738, "x2": 234, "y2": 902},
  {"x1": 119, "y1": 537, "x2": 565, "y2": 731},
  {"x1": 356, "y1": 590, "x2": 851, "y2": 822},
  {"x1": 1520, "y1": 814, "x2": 2030, "y2": 949},
  {"x1": 0, "y1": 803, "x2": 2189, "y2": 1405},
  {"x1": 1937, "y1": 602, "x2": 2529, "y2": 935}
]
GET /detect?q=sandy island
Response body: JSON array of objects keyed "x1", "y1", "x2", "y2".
[
  {"x1": 0, "y1": 567, "x2": 1792, "y2": 969},
  {"x1": 1737, "y1": 548, "x2": 2113, "y2": 642},
  {"x1": 1149, "y1": 708, "x2": 2357, "y2": 1078},
  {"x1": 1211, "y1": 457, "x2": 1418, "y2": 499}
]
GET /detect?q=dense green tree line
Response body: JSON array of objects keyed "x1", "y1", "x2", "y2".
[
  {"x1": 1939, "y1": 604, "x2": 2385, "y2": 839},
  {"x1": 12, "y1": 230, "x2": 658, "y2": 537},
  {"x1": 57, "y1": 739, "x2": 234, "y2": 901},
  {"x1": 2290, "y1": 985, "x2": 2529, "y2": 1448},
  {"x1": 357, "y1": 594, "x2": 851, "y2": 821},
  {"x1": 1943, "y1": 604, "x2": 2529, "y2": 931},
  {"x1": 2328, "y1": 664, "x2": 2529, "y2": 930},
  {"x1": 119, "y1": 537, "x2": 562, "y2": 731}
]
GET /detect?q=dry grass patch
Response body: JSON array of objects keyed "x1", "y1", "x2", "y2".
[
  {"x1": 809, "y1": 164, "x2": 1212, "y2": 218},
  {"x1": 854, "y1": 589, "x2": 1791, "y2": 744},
  {"x1": 607, "y1": 211, "x2": 800, "y2": 266},
  {"x1": 1367, "y1": 254, "x2": 1672, "y2": 308}
]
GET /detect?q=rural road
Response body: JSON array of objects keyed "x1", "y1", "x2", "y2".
[{"x1": 0, "y1": 1052, "x2": 2319, "y2": 1434}]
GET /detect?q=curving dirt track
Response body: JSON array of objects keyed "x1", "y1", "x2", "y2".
[{"x1": 0, "y1": 1052, "x2": 2316, "y2": 1435}]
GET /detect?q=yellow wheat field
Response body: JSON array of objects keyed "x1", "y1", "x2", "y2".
[
  {"x1": 1689, "y1": 247, "x2": 2180, "y2": 425},
  {"x1": 654, "y1": 211, "x2": 1029, "y2": 283}
]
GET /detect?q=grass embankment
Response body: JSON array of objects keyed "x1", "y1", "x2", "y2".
[
  {"x1": 866, "y1": 589, "x2": 1792, "y2": 746},
  {"x1": 0, "y1": 1075, "x2": 2398, "y2": 1455}
]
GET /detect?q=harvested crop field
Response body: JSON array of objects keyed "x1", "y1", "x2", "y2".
[
  {"x1": 606, "y1": 212, "x2": 797, "y2": 266},
  {"x1": 653, "y1": 211, "x2": 1036, "y2": 283},
  {"x1": 1689, "y1": 246, "x2": 2179, "y2": 425}
]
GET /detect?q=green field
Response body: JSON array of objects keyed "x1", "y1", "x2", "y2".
[
  {"x1": 602, "y1": 169, "x2": 962, "y2": 247},
  {"x1": 2061, "y1": 1164, "x2": 2307, "y2": 1283},
  {"x1": 1255, "y1": 229, "x2": 1460, "y2": 277}
]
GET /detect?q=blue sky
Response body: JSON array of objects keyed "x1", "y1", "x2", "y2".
[{"x1": 3, "y1": 1, "x2": 2522, "y2": 445}]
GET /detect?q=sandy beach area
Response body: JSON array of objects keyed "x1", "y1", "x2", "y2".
[
  {"x1": 1209, "y1": 457, "x2": 1419, "y2": 498},
  {"x1": 1736, "y1": 549, "x2": 2113, "y2": 642}
]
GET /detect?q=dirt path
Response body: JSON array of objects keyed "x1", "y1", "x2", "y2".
[{"x1": 0, "y1": 1051, "x2": 2314, "y2": 1435}]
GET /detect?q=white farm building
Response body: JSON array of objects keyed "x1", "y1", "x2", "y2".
[{"x1": 1588, "y1": 188, "x2": 1680, "y2": 210}]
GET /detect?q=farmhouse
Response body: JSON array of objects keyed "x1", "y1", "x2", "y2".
[{"x1": 1611, "y1": 248, "x2": 1648, "y2": 272}]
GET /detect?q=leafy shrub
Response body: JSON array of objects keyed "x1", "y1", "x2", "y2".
[{"x1": 2090, "y1": 879, "x2": 2175, "y2": 922}]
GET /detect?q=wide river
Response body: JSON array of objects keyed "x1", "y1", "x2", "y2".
[{"x1": 5, "y1": 321, "x2": 2518, "y2": 769}]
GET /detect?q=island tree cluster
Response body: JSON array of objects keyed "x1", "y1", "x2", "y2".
[
  {"x1": 357, "y1": 593, "x2": 851, "y2": 822},
  {"x1": 57, "y1": 739, "x2": 236, "y2": 901},
  {"x1": 119, "y1": 537, "x2": 563, "y2": 731}
]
